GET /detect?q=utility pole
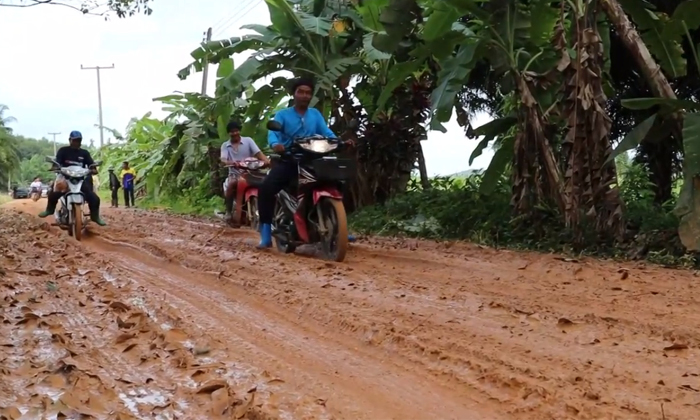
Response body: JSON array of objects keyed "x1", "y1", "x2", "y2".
[
  {"x1": 48, "y1": 132, "x2": 61, "y2": 155},
  {"x1": 80, "y1": 64, "x2": 114, "y2": 149},
  {"x1": 201, "y1": 28, "x2": 212, "y2": 95}
]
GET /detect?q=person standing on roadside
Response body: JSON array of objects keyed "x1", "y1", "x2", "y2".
[
  {"x1": 108, "y1": 168, "x2": 120, "y2": 207},
  {"x1": 120, "y1": 161, "x2": 136, "y2": 208}
]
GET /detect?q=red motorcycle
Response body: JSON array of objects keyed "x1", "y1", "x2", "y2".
[
  {"x1": 226, "y1": 157, "x2": 267, "y2": 230},
  {"x1": 266, "y1": 121, "x2": 355, "y2": 262}
]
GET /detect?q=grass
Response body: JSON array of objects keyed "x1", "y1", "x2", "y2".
[
  {"x1": 0, "y1": 194, "x2": 12, "y2": 205},
  {"x1": 97, "y1": 187, "x2": 222, "y2": 217}
]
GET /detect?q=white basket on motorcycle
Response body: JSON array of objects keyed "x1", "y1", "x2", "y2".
[{"x1": 312, "y1": 158, "x2": 356, "y2": 182}]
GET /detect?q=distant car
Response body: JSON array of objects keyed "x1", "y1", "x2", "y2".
[
  {"x1": 41, "y1": 184, "x2": 48, "y2": 198},
  {"x1": 12, "y1": 187, "x2": 29, "y2": 199}
]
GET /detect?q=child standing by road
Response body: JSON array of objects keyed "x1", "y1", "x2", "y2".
[{"x1": 120, "y1": 161, "x2": 136, "y2": 208}]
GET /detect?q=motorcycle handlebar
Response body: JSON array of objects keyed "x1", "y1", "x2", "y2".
[
  {"x1": 224, "y1": 161, "x2": 268, "y2": 169},
  {"x1": 273, "y1": 138, "x2": 352, "y2": 156}
]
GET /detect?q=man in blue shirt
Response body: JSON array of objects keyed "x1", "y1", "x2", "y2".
[{"x1": 257, "y1": 78, "x2": 343, "y2": 248}]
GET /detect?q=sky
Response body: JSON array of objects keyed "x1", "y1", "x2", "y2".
[{"x1": 0, "y1": 0, "x2": 494, "y2": 176}]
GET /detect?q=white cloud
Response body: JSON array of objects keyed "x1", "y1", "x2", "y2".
[{"x1": 0, "y1": 0, "x2": 493, "y2": 174}]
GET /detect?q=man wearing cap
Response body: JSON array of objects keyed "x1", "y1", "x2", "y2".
[{"x1": 38, "y1": 130, "x2": 105, "y2": 226}]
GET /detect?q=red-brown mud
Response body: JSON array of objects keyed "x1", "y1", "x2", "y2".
[{"x1": 1, "y1": 198, "x2": 699, "y2": 419}]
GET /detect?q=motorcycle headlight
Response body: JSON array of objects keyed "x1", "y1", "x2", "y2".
[
  {"x1": 246, "y1": 160, "x2": 263, "y2": 170},
  {"x1": 61, "y1": 167, "x2": 89, "y2": 178},
  {"x1": 299, "y1": 139, "x2": 338, "y2": 154}
]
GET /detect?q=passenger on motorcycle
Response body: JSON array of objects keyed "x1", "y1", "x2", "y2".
[
  {"x1": 220, "y1": 121, "x2": 269, "y2": 223},
  {"x1": 38, "y1": 131, "x2": 106, "y2": 226},
  {"x1": 257, "y1": 77, "x2": 356, "y2": 248}
]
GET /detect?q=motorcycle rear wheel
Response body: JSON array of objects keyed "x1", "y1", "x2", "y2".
[{"x1": 319, "y1": 198, "x2": 348, "y2": 262}]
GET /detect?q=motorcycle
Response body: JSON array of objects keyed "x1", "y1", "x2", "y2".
[
  {"x1": 30, "y1": 187, "x2": 40, "y2": 202},
  {"x1": 266, "y1": 120, "x2": 355, "y2": 262},
  {"x1": 45, "y1": 156, "x2": 101, "y2": 241},
  {"x1": 226, "y1": 157, "x2": 267, "y2": 230}
]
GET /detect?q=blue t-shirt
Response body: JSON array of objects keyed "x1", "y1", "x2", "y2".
[{"x1": 267, "y1": 107, "x2": 336, "y2": 150}]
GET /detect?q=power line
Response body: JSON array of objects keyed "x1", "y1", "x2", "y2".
[
  {"x1": 212, "y1": 0, "x2": 257, "y2": 36},
  {"x1": 211, "y1": 13, "x2": 233, "y2": 31},
  {"x1": 213, "y1": 0, "x2": 262, "y2": 38}
]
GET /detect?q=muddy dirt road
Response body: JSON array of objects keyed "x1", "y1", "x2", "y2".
[{"x1": 1, "y1": 199, "x2": 699, "y2": 419}]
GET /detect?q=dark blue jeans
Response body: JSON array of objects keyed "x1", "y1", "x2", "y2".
[
  {"x1": 123, "y1": 187, "x2": 135, "y2": 206},
  {"x1": 259, "y1": 160, "x2": 297, "y2": 225}
]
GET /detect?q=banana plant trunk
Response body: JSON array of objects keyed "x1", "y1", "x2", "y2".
[
  {"x1": 207, "y1": 144, "x2": 224, "y2": 198},
  {"x1": 512, "y1": 75, "x2": 566, "y2": 216},
  {"x1": 599, "y1": 0, "x2": 677, "y2": 101},
  {"x1": 417, "y1": 141, "x2": 431, "y2": 190}
]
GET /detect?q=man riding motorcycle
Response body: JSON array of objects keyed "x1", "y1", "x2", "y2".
[
  {"x1": 38, "y1": 130, "x2": 106, "y2": 226},
  {"x1": 257, "y1": 77, "x2": 355, "y2": 248},
  {"x1": 220, "y1": 121, "x2": 269, "y2": 224}
]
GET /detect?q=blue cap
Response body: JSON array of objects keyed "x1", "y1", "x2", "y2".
[{"x1": 69, "y1": 130, "x2": 82, "y2": 140}]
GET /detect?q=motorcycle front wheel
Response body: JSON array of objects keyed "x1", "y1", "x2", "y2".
[
  {"x1": 248, "y1": 196, "x2": 260, "y2": 232},
  {"x1": 71, "y1": 203, "x2": 83, "y2": 241},
  {"x1": 272, "y1": 199, "x2": 295, "y2": 254},
  {"x1": 319, "y1": 197, "x2": 348, "y2": 262}
]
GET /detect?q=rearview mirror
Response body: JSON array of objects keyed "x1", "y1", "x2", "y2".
[
  {"x1": 266, "y1": 120, "x2": 282, "y2": 132},
  {"x1": 93, "y1": 160, "x2": 103, "y2": 166},
  {"x1": 44, "y1": 156, "x2": 56, "y2": 164},
  {"x1": 347, "y1": 119, "x2": 359, "y2": 129}
]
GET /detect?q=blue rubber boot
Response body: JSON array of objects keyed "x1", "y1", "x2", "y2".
[
  {"x1": 348, "y1": 234, "x2": 356, "y2": 243},
  {"x1": 257, "y1": 223, "x2": 272, "y2": 249}
]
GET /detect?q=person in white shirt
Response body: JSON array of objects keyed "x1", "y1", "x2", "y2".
[
  {"x1": 30, "y1": 177, "x2": 42, "y2": 201},
  {"x1": 220, "y1": 121, "x2": 269, "y2": 223}
]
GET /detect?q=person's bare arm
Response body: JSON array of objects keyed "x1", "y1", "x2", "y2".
[
  {"x1": 220, "y1": 144, "x2": 232, "y2": 165},
  {"x1": 254, "y1": 151, "x2": 269, "y2": 165}
]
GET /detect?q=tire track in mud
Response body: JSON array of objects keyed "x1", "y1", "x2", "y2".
[
  {"x1": 89, "y1": 236, "x2": 495, "y2": 420},
  {"x1": 92, "y1": 207, "x2": 700, "y2": 420}
]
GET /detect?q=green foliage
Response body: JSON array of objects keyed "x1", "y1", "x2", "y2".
[
  {"x1": 136, "y1": 176, "x2": 222, "y2": 217},
  {"x1": 351, "y1": 166, "x2": 686, "y2": 264},
  {"x1": 18, "y1": 155, "x2": 53, "y2": 185}
]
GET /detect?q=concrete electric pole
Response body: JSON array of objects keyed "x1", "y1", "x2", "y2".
[
  {"x1": 201, "y1": 28, "x2": 212, "y2": 95},
  {"x1": 48, "y1": 132, "x2": 61, "y2": 155},
  {"x1": 80, "y1": 64, "x2": 114, "y2": 149}
]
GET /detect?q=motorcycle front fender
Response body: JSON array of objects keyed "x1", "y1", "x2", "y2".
[
  {"x1": 244, "y1": 188, "x2": 258, "y2": 202},
  {"x1": 312, "y1": 187, "x2": 342, "y2": 205},
  {"x1": 66, "y1": 193, "x2": 84, "y2": 205}
]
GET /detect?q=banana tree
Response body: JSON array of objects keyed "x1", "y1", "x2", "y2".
[
  {"x1": 97, "y1": 114, "x2": 177, "y2": 199},
  {"x1": 374, "y1": 0, "x2": 568, "y2": 215},
  {"x1": 178, "y1": 0, "x2": 369, "y2": 123},
  {"x1": 554, "y1": 0, "x2": 625, "y2": 240},
  {"x1": 613, "y1": 11, "x2": 700, "y2": 250}
]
